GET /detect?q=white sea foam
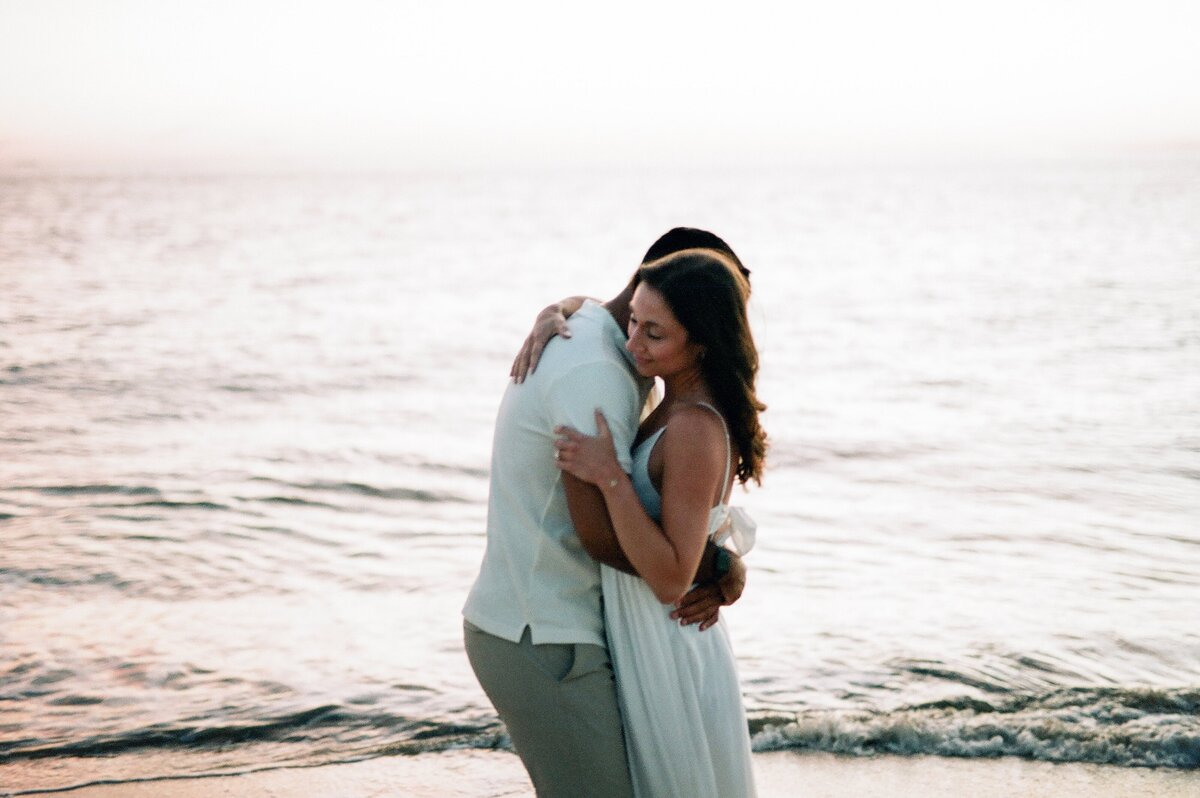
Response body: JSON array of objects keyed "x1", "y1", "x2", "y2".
[{"x1": 751, "y1": 688, "x2": 1200, "y2": 767}]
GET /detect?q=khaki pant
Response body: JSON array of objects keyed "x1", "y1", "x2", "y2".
[{"x1": 464, "y1": 620, "x2": 634, "y2": 798}]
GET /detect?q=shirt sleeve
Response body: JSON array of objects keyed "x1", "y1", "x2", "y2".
[{"x1": 545, "y1": 360, "x2": 641, "y2": 473}]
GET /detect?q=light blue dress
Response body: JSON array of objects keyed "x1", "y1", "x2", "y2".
[{"x1": 601, "y1": 404, "x2": 758, "y2": 798}]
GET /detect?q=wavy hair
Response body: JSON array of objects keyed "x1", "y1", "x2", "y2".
[{"x1": 636, "y1": 248, "x2": 767, "y2": 485}]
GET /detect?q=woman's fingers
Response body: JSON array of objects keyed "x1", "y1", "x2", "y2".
[
  {"x1": 511, "y1": 337, "x2": 534, "y2": 382},
  {"x1": 553, "y1": 425, "x2": 584, "y2": 442},
  {"x1": 523, "y1": 311, "x2": 570, "y2": 378},
  {"x1": 551, "y1": 422, "x2": 616, "y2": 486},
  {"x1": 593, "y1": 409, "x2": 611, "y2": 439},
  {"x1": 553, "y1": 437, "x2": 581, "y2": 470},
  {"x1": 513, "y1": 305, "x2": 569, "y2": 383},
  {"x1": 510, "y1": 345, "x2": 525, "y2": 379},
  {"x1": 526, "y1": 336, "x2": 549, "y2": 376}
]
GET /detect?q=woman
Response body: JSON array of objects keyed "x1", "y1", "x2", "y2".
[{"x1": 553, "y1": 247, "x2": 767, "y2": 798}]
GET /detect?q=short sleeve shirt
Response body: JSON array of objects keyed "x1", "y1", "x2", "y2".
[{"x1": 463, "y1": 301, "x2": 648, "y2": 646}]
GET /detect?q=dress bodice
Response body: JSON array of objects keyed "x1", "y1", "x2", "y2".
[
  {"x1": 630, "y1": 427, "x2": 668, "y2": 521},
  {"x1": 628, "y1": 404, "x2": 756, "y2": 555}
]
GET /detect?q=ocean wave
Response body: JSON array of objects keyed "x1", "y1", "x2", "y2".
[
  {"x1": 749, "y1": 686, "x2": 1200, "y2": 768},
  {"x1": 101, "y1": 499, "x2": 231, "y2": 511},
  {"x1": 247, "y1": 477, "x2": 467, "y2": 504},
  {"x1": 0, "y1": 485, "x2": 237, "y2": 514},
  {"x1": 0, "y1": 704, "x2": 503, "y2": 765},
  {"x1": 240, "y1": 495, "x2": 344, "y2": 510},
  {"x1": 302, "y1": 480, "x2": 466, "y2": 503},
  {"x1": 5, "y1": 687, "x2": 1195, "y2": 779},
  {"x1": 6, "y1": 484, "x2": 161, "y2": 497},
  {"x1": 0, "y1": 706, "x2": 346, "y2": 762},
  {"x1": 0, "y1": 567, "x2": 132, "y2": 591}
]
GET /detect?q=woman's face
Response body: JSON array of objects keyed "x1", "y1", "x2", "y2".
[{"x1": 625, "y1": 283, "x2": 704, "y2": 379}]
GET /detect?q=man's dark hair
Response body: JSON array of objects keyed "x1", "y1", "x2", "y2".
[{"x1": 640, "y1": 227, "x2": 748, "y2": 280}]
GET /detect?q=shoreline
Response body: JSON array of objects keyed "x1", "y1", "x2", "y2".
[{"x1": 13, "y1": 751, "x2": 1198, "y2": 798}]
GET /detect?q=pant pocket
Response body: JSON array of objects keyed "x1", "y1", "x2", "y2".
[
  {"x1": 559, "y1": 643, "x2": 612, "y2": 684},
  {"x1": 526, "y1": 640, "x2": 577, "y2": 683}
]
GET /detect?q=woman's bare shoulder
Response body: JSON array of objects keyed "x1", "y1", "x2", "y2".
[
  {"x1": 657, "y1": 404, "x2": 727, "y2": 507},
  {"x1": 661, "y1": 404, "x2": 726, "y2": 453}
]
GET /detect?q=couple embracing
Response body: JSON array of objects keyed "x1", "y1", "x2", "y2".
[{"x1": 463, "y1": 228, "x2": 767, "y2": 797}]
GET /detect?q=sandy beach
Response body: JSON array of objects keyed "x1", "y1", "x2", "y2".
[{"x1": 18, "y1": 751, "x2": 1197, "y2": 798}]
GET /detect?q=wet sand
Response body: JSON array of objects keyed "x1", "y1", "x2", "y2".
[{"x1": 21, "y1": 750, "x2": 1198, "y2": 797}]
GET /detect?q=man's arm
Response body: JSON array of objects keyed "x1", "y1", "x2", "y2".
[
  {"x1": 562, "y1": 472, "x2": 637, "y2": 573},
  {"x1": 671, "y1": 551, "x2": 746, "y2": 631}
]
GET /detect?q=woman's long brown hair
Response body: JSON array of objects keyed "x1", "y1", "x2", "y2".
[{"x1": 636, "y1": 248, "x2": 768, "y2": 485}]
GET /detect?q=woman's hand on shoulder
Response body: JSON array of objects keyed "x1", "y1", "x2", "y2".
[
  {"x1": 511, "y1": 297, "x2": 589, "y2": 383},
  {"x1": 554, "y1": 409, "x2": 623, "y2": 488}
]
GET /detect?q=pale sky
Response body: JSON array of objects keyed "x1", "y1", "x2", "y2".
[{"x1": 2, "y1": 0, "x2": 1199, "y2": 171}]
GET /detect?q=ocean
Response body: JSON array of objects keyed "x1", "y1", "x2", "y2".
[{"x1": 2, "y1": 160, "x2": 1198, "y2": 793}]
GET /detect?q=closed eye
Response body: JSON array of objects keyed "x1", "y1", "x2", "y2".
[{"x1": 630, "y1": 314, "x2": 664, "y2": 341}]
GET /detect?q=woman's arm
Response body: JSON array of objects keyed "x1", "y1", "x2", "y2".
[
  {"x1": 510, "y1": 296, "x2": 590, "y2": 383},
  {"x1": 555, "y1": 408, "x2": 726, "y2": 605},
  {"x1": 564, "y1": 469, "x2": 746, "y2": 630}
]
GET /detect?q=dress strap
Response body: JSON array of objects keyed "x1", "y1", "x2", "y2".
[
  {"x1": 694, "y1": 401, "x2": 757, "y2": 556},
  {"x1": 693, "y1": 402, "x2": 732, "y2": 503}
]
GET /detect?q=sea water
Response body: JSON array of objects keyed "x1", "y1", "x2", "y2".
[{"x1": 2, "y1": 161, "x2": 1199, "y2": 792}]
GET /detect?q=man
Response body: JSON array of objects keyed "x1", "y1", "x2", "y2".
[{"x1": 462, "y1": 229, "x2": 748, "y2": 797}]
